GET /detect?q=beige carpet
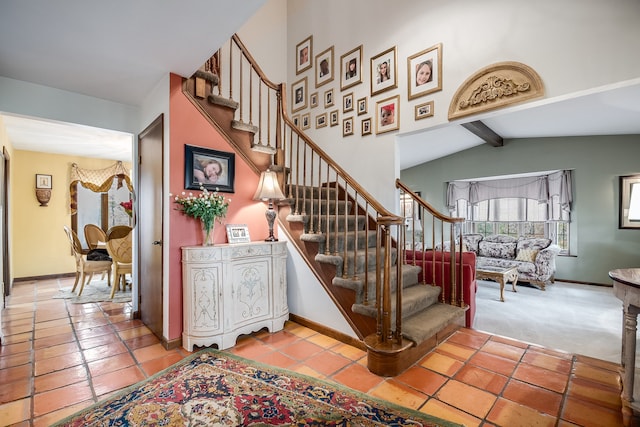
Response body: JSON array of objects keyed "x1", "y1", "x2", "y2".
[
  {"x1": 52, "y1": 279, "x2": 131, "y2": 304},
  {"x1": 473, "y1": 279, "x2": 622, "y2": 363}
]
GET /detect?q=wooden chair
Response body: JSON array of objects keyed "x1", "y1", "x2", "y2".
[
  {"x1": 84, "y1": 223, "x2": 107, "y2": 250},
  {"x1": 63, "y1": 225, "x2": 112, "y2": 296},
  {"x1": 106, "y1": 225, "x2": 133, "y2": 298}
]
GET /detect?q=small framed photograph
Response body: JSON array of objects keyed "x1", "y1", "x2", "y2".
[
  {"x1": 36, "y1": 174, "x2": 52, "y2": 189},
  {"x1": 315, "y1": 46, "x2": 334, "y2": 88},
  {"x1": 310, "y1": 92, "x2": 319, "y2": 108},
  {"x1": 407, "y1": 43, "x2": 443, "y2": 100},
  {"x1": 357, "y1": 97, "x2": 368, "y2": 116},
  {"x1": 316, "y1": 113, "x2": 327, "y2": 129},
  {"x1": 361, "y1": 118, "x2": 372, "y2": 136},
  {"x1": 343, "y1": 92, "x2": 354, "y2": 113},
  {"x1": 375, "y1": 95, "x2": 400, "y2": 135},
  {"x1": 185, "y1": 145, "x2": 235, "y2": 192},
  {"x1": 370, "y1": 46, "x2": 398, "y2": 96},
  {"x1": 291, "y1": 77, "x2": 307, "y2": 113},
  {"x1": 292, "y1": 114, "x2": 300, "y2": 127},
  {"x1": 301, "y1": 113, "x2": 311, "y2": 130},
  {"x1": 226, "y1": 224, "x2": 251, "y2": 244},
  {"x1": 329, "y1": 110, "x2": 339, "y2": 127},
  {"x1": 415, "y1": 101, "x2": 435, "y2": 120},
  {"x1": 324, "y1": 89, "x2": 334, "y2": 108},
  {"x1": 340, "y1": 45, "x2": 363, "y2": 91},
  {"x1": 296, "y1": 35, "x2": 313, "y2": 75},
  {"x1": 343, "y1": 117, "x2": 354, "y2": 137}
]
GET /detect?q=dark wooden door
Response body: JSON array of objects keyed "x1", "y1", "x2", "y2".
[{"x1": 137, "y1": 114, "x2": 164, "y2": 340}]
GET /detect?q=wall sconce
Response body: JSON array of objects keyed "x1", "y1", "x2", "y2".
[
  {"x1": 35, "y1": 173, "x2": 52, "y2": 207},
  {"x1": 253, "y1": 169, "x2": 285, "y2": 241},
  {"x1": 619, "y1": 174, "x2": 640, "y2": 229}
]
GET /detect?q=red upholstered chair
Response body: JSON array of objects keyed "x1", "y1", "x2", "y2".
[{"x1": 404, "y1": 250, "x2": 477, "y2": 328}]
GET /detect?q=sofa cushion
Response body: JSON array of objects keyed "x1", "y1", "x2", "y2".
[
  {"x1": 478, "y1": 241, "x2": 516, "y2": 259},
  {"x1": 463, "y1": 234, "x2": 484, "y2": 254},
  {"x1": 515, "y1": 249, "x2": 539, "y2": 263},
  {"x1": 484, "y1": 234, "x2": 518, "y2": 244},
  {"x1": 517, "y1": 237, "x2": 552, "y2": 252}
]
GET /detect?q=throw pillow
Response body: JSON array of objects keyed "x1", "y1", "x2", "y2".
[
  {"x1": 515, "y1": 249, "x2": 539, "y2": 263},
  {"x1": 478, "y1": 241, "x2": 517, "y2": 259}
]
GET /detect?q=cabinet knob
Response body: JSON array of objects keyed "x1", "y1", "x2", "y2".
[{"x1": 152, "y1": 240, "x2": 162, "y2": 246}]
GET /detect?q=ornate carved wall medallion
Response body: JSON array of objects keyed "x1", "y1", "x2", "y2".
[{"x1": 448, "y1": 61, "x2": 544, "y2": 121}]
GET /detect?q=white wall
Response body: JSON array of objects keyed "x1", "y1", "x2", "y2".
[
  {"x1": 285, "y1": 0, "x2": 640, "y2": 210},
  {"x1": 0, "y1": 76, "x2": 140, "y2": 133}
]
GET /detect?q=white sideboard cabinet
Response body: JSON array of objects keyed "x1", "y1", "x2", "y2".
[{"x1": 181, "y1": 241, "x2": 288, "y2": 351}]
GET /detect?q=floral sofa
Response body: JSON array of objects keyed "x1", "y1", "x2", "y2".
[{"x1": 449, "y1": 234, "x2": 561, "y2": 290}]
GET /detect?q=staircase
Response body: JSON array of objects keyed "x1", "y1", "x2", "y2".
[{"x1": 182, "y1": 34, "x2": 468, "y2": 376}]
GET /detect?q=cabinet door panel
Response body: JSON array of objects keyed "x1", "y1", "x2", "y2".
[
  {"x1": 189, "y1": 265, "x2": 223, "y2": 334},
  {"x1": 231, "y1": 258, "x2": 271, "y2": 327}
]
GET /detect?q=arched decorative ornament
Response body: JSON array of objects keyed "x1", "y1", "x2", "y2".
[{"x1": 448, "y1": 61, "x2": 544, "y2": 121}]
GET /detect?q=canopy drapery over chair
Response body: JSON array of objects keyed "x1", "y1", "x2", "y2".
[{"x1": 63, "y1": 225, "x2": 112, "y2": 296}]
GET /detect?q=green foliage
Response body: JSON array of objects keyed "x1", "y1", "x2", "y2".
[{"x1": 173, "y1": 186, "x2": 230, "y2": 233}]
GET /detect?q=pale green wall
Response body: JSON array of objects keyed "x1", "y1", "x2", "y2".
[{"x1": 400, "y1": 135, "x2": 640, "y2": 285}]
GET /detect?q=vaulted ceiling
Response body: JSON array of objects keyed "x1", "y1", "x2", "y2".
[{"x1": 1, "y1": 1, "x2": 639, "y2": 168}]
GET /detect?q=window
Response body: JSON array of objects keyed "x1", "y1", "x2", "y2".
[{"x1": 448, "y1": 171, "x2": 572, "y2": 254}]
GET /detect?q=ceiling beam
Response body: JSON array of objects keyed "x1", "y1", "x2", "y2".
[{"x1": 461, "y1": 120, "x2": 503, "y2": 147}]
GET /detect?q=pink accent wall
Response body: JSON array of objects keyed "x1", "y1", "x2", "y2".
[{"x1": 167, "y1": 73, "x2": 272, "y2": 340}]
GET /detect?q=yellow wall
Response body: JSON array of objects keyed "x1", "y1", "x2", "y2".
[{"x1": 12, "y1": 150, "x2": 131, "y2": 279}]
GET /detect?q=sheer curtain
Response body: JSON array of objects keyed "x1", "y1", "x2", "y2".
[{"x1": 447, "y1": 170, "x2": 572, "y2": 220}]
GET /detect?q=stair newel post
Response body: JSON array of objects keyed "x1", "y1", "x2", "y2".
[
  {"x1": 394, "y1": 220, "x2": 403, "y2": 343},
  {"x1": 375, "y1": 220, "x2": 385, "y2": 341},
  {"x1": 380, "y1": 220, "x2": 393, "y2": 342}
]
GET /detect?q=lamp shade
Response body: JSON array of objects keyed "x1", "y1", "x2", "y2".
[{"x1": 253, "y1": 170, "x2": 286, "y2": 201}]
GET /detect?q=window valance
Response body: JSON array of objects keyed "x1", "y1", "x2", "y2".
[
  {"x1": 70, "y1": 161, "x2": 134, "y2": 214},
  {"x1": 446, "y1": 170, "x2": 573, "y2": 215}
]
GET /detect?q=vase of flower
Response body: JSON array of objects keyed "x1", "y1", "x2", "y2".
[
  {"x1": 172, "y1": 186, "x2": 230, "y2": 247},
  {"x1": 201, "y1": 219, "x2": 215, "y2": 246}
]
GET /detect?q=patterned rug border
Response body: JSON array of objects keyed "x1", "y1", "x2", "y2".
[{"x1": 53, "y1": 348, "x2": 462, "y2": 426}]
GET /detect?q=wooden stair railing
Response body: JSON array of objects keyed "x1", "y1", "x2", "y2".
[
  {"x1": 182, "y1": 33, "x2": 467, "y2": 375},
  {"x1": 396, "y1": 179, "x2": 467, "y2": 309}
]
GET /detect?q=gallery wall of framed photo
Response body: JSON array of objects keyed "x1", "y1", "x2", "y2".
[{"x1": 291, "y1": 33, "x2": 442, "y2": 137}]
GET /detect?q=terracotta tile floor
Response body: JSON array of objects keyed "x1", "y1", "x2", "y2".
[{"x1": 0, "y1": 278, "x2": 625, "y2": 426}]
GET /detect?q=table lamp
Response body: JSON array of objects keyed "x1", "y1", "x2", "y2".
[{"x1": 253, "y1": 169, "x2": 286, "y2": 241}]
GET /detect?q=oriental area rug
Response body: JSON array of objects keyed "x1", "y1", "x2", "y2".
[{"x1": 53, "y1": 349, "x2": 461, "y2": 427}]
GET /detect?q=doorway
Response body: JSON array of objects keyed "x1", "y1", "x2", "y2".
[{"x1": 137, "y1": 115, "x2": 164, "y2": 343}]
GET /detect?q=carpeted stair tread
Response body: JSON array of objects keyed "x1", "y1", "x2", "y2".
[
  {"x1": 352, "y1": 284, "x2": 442, "y2": 320},
  {"x1": 231, "y1": 119, "x2": 259, "y2": 135},
  {"x1": 402, "y1": 303, "x2": 466, "y2": 343},
  {"x1": 333, "y1": 264, "x2": 422, "y2": 299},
  {"x1": 208, "y1": 94, "x2": 239, "y2": 110},
  {"x1": 251, "y1": 142, "x2": 277, "y2": 154}
]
